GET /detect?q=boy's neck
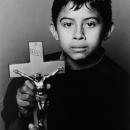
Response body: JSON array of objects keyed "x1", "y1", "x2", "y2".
[{"x1": 61, "y1": 47, "x2": 105, "y2": 70}]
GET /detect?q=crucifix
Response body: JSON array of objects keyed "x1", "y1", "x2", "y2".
[
  {"x1": 9, "y1": 41, "x2": 65, "y2": 129},
  {"x1": 9, "y1": 41, "x2": 65, "y2": 78}
]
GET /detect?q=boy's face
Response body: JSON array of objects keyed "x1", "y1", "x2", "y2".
[{"x1": 51, "y1": 2, "x2": 104, "y2": 61}]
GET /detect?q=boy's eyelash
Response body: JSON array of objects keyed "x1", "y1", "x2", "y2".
[
  {"x1": 62, "y1": 22, "x2": 73, "y2": 27},
  {"x1": 85, "y1": 21, "x2": 96, "y2": 27}
]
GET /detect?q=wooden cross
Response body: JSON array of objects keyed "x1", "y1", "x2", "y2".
[{"x1": 9, "y1": 42, "x2": 65, "y2": 78}]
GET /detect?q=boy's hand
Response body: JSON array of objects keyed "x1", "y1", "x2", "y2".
[{"x1": 16, "y1": 80, "x2": 35, "y2": 117}]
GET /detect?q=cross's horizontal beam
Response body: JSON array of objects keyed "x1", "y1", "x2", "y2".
[{"x1": 9, "y1": 42, "x2": 65, "y2": 77}]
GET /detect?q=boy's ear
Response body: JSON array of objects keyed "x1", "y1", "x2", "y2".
[
  {"x1": 104, "y1": 23, "x2": 115, "y2": 40},
  {"x1": 49, "y1": 23, "x2": 59, "y2": 40}
]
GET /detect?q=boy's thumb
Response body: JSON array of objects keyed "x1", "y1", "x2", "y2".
[{"x1": 28, "y1": 123, "x2": 38, "y2": 130}]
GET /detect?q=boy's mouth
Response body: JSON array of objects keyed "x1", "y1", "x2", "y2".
[{"x1": 70, "y1": 46, "x2": 88, "y2": 53}]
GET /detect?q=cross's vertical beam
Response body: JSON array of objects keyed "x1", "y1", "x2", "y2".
[{"x1": 29, "y1": 42, "x2": 44, "y2": 63}]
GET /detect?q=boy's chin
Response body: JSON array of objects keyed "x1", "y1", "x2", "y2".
[{"x1": 69, "y1": 54, "x2": 88, "y2": 61}]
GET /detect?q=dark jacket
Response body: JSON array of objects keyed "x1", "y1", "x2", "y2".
[{"x1": 1, "y1": 50, "x2": 129, "y2": 130}]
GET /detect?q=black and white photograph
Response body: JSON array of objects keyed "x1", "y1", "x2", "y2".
[{"x1": 0, "y1": 0, "x2": 130, "y2": 130}]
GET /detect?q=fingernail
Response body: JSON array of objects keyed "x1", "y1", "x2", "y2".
[
  {"x1": 28, "y1": 123, "x2": 35, "y2": 129},
  {"x1": 47, "y1": 83, "x2": 51, "y2": 90}
]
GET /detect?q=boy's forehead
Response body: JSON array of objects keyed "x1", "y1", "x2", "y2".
[{"x1": 58, "y1": 2, "x2": 101, "y2": 20}]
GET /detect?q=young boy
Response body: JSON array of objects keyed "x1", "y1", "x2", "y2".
[{"x1": 1, "y1": 0, "x2": 129, "y2": 130}]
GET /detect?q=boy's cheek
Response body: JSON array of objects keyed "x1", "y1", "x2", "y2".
[
  {"x1": 87, "y1": 32, "x2": 102, "y2": 42},
  {"x1": 59, "y1": 33, "x2": 72, "y2": 42},
  {"x1": 58, "y1": 27, "x2": 74, "y2": 37}
]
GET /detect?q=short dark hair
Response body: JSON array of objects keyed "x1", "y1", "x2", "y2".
[{"x1": 51, "y1": 0, "x2": 113, "y2": 35}]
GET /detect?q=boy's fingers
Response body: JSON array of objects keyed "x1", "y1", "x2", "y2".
[
  {"x1": 20, "y1": 85, "x2": 34, "y2": 95},
  {"x1": 28, "y1": 123, "x2": 38, "y2": 130},
  {"x1": 16, "y1": 88, "x2": 35, "y2": 108},
  {"x1": 25, "y1": 80, "x2": 35, "y2": 90},
  {"x1": 16, "y1": 97, "x2": 30, "y2": 107},
  {"x1": 17, "y1": 91, "x2": 30, "y2": 100},
  {"x1": 18, "y1": 80, "x2": 35, "y2": 95},
  {"x1": 17, "y1": 90, "x2": 34, "y2": 101}
]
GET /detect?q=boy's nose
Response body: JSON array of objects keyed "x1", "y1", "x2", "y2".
[{"x1": 73, "y1": 26, "x2": 86, "y2": 40}]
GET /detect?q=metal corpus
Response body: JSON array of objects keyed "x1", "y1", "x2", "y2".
[{"x1": 14, "y1": 67, "x2": 64, "y2": 129}]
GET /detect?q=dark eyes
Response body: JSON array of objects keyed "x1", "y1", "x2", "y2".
[
  {"x1": 63, "y1": 22, "x2": 73, "y2": 28},
  {"x1": 62, "y1": 21, "x2": 97, "y2": 29},
  {"x1": 85, "y1": 21, "x2": 96, "y2": 28}
]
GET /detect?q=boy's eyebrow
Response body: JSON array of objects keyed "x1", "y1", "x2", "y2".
[
  {"x1": 60, "y1": 17, "x2": 100, "y2": 22},
  {"x1": 60, "y1": 17, "x2": 74, "y2": 22},
  {"x1": 83, "y1": 17, "x2": 100, "y2": 22}
]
